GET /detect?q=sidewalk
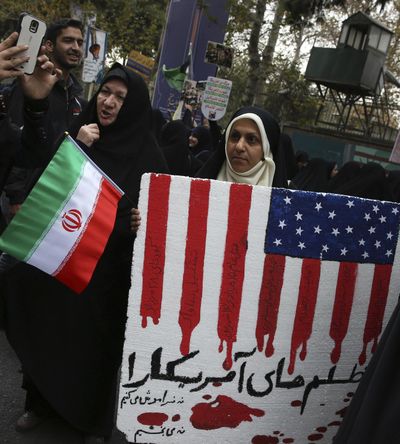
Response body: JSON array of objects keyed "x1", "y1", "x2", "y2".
[{"x1": 0, "y1": 331, "x2": 128, "y2": 444}]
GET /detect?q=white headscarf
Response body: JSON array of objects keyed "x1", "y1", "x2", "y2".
[{"x1": 217, "y1": 113, "x2": 276, "y2": 186}]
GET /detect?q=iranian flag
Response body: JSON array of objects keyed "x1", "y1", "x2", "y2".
[{"x1": 0, "y1": 135, "x2": 124, "y2": 294}]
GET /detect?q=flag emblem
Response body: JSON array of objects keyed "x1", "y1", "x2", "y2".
[{"x1": 61, "y1": 209, "x2": 83, "y2": 232}]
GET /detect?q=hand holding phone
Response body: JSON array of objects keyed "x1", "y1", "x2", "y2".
[
  {"x1": 15, "y1": 13, "x2": 47, "y2": 75},
  {"x1": 0, "y1": 31, "x2": 29, "y2": 81}
]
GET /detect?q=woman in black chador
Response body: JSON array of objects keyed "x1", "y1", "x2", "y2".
[{"x1": 3, "y1": 63, "x2": 169, "y2": 442}]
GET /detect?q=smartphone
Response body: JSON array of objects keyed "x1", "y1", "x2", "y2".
[{"x1": 15, "y1": 13, "x2": 47, "y2": 75}]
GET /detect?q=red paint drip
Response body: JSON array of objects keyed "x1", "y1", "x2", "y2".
[
  {"x1": 179, "y1": 180, "x2": 211, "y2": 355},
  {"x1": 213, "y1": 382, "x2": 222, "y2": 387},
  {"x1": 203, "y1": 395, "x2": 212, "y2": 400},
  {"x1": 171, "y1": 414, "x2": 180, "y2": 422},
  {"x1": 217, "y1": 184, "x2": 252, "y2": 370},
  {"x1": 291, "y1": 400, "x2": 302, "y2": 407},
  {"x1": 140, "y1": 174, "x2": 171, "y2": 327},
  {"x1": 329, "y1": 421, "x2": 342, "y2": 427},
  {"x1": 288, "y1": 258, "x2": 321, "y2": 374},
  {"x1": 316, "y1": 427, "x2": 327, "y2": 433},
  {"x1": 273, "y1": 430, "x2": 280, "y2": 435},
  {"x1": 329, "y1": 262, "x2": 358, "y2": 364},
  {"x1": 283, "y1": 439, "x2": 294, "y2": 443},
  {"x1": 190, "y1": 394, "x2": 264, "y2": 430},
  {"x1": 359, "y1": 264, "x2": 392, "y2": 365},
  {"x1": 256, "y1": 254, "x2": 285, "y2": 357},
  {"x1": 251, "y1": 436, "x2": 279, "y2": 444},
  {"x1": 308, "y1": 433, "x2": 324, "y2": 441},
  {"x1": 137, "y1": 412, "x2": 168, "y2": 426}
]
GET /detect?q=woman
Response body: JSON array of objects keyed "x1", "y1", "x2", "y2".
[
  {"x1": 3, "y1": 63, "x2": 169, "y2": 442},
  {"x1": 196, "y1": 106, "x2": 287, "y2": 188},
  {"x1": 326, "y1": 160, "x2": 362, "y2": 194},
  {"x1": 188, "y1": 125, "x2": 213, "y2": 162},
  {"x1": 327, "y1": 162, "x2": 393, "y2": 201},
  {"x1": 290, "y1": 157, "x2": 336, "y2": 192},
  {"x1": 159, "y1": 120, "x2": 203, "y2": 176}
]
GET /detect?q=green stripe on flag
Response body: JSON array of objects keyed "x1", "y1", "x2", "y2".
[{"x1": 0, "y1": 138, "x2": 86, "y2": 260}]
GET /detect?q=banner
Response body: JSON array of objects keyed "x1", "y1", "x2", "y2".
[
  {"x1": 82, "y1": 26, "x2": 107, "y2": 83},
  {"x1": 152, "y1": 0, "x2": 229, "y2": 119},
  {"x1": 117, "y1": 174, "x2": 400, "y2": 443}
]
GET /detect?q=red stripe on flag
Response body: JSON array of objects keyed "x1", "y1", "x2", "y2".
[
  {"x1": 218, "y1": 183, "x2": 252, "y2": 370},
  {"x1": 179, "y1": 179, "x2": 211, "y2": 355},
  {"x1": 288, "y1": 258, "x2": 321, "y2": 375},
  {"x1": 256, "y1": 254, "x2": 285, "y2": 357},
  {"x1": 55, "y1": 178, "x2": 122, "y2": 293},
  {"x1": 140, "y1": 174, "x2": 171, "y2": 328},
  {"x1": 359, "y1": 263, "x2": 392, "y2": 365},
  {"x1": 329, "y1": 262, "x2": 358, "y2": 364}
]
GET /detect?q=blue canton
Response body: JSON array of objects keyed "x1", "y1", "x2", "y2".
[{"x1": 264, "y1": 188, "x2": 400, "y2": 265}]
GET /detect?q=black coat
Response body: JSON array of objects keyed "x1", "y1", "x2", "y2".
[
  {"x1": 333, "y1": 300, "x2": 400, "y2": 444},
  {"x1": 3, "y1": 64, "x2": 169, "y2": 437}
]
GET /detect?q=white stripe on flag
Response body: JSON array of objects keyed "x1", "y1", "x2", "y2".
[
  {"x1": 237, "y1": 185, "x2": 271, "y2": 350},
  {"x1": 27, "y1": 161, "x2": 103, "y2": 274}
]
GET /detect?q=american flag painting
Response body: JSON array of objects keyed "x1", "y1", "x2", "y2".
[{"x1": 117, "y1": 174, "x2": 400, "y2": 443}]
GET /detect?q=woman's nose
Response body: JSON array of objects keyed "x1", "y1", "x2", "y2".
[{"x1": 235, "y1": 137, "x2": 245, "y2": 151}]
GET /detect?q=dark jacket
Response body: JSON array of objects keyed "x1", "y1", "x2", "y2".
[{"x1": 2, "y1": 74, "x2": 86, "y2": 203}]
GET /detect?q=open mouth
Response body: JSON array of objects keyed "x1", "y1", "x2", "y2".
[{"x1": 100, "y1": 109, "x2": 112, "y2": 120}]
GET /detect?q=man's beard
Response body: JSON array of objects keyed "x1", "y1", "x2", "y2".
[{"x1": 53, "y1": 52, "x2": 81, "y2": 70}]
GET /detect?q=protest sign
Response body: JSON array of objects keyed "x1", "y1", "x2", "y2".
[
  {"x1": 201, "y1": 76, "x2": 232, "y2": 121},
  {"x1": 127, "y1": 50, "x2": 155, "y2": 81},
  {"x1": 117, "y1": 174, "x2": 400, "y2": 443},
  {"x1": 205, "y1": 41, "x2": 234, "y2": 68},
  {"x1": 82, "y1": 27, "x2": 107, "y2": 83}
]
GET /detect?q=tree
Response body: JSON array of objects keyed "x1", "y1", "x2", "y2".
[{"x1": 0, "y1": 0, "x2": 167, "y2": 63}]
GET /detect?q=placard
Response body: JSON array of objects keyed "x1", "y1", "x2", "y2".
[
  {"x1": 201, "y1": 76, "x2": 232, "y2": 121},
  {"x1": 117, "y1": 174, "x2": 400, "y2": 443},
  {"x1": 205, "y1": 41, "x2": 234, "y2": 68},
  {"x1": 82, "y1": 27, "x2": 107, "y2": 83}
]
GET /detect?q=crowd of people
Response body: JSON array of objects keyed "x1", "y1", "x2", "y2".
[{"x1": 0, "y1": 14, "x2": 400, "y2": 444}]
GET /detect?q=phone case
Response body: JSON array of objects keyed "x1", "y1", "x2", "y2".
[{"x1": 16, "y1": 14, "x2": 47, "y2": 75}]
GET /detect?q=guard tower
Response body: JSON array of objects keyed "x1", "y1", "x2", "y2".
[{"x1": 305, "y1": 11, "x2": 397, "y2": 142}]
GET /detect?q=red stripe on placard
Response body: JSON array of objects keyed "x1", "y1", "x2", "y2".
[
  {"x1": 330, "y1": 262, "x2": 358, "y2": 364},
  {"x1": 140, "y1": 174, "x2": 171, "y2": 328},
  {"x1": 179, "y1": 179, "x2": 211, "y2": 355},
  {"x1": 256, "y1": 254, "x2": 286, "y2": 357},
  {"x1": 218, "y1": 183, "x2": 252, "y2": 370},
  {"x1": 55, "y1": 178, "x2": 122, "y2": 293},
  {"x1": 359, "y1": 263, "x2": 392, "y2": 365},
  {"x1": 288, "y1": 258, "x2": 321, "y2": 375}
]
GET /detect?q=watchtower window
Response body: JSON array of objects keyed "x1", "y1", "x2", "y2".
[
  {"x1": 346, "y1": 26, "x2": 367, "y2": 50},
  {"x1": 368, "y1": 25, "x2": 391, "y2": 53}
]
